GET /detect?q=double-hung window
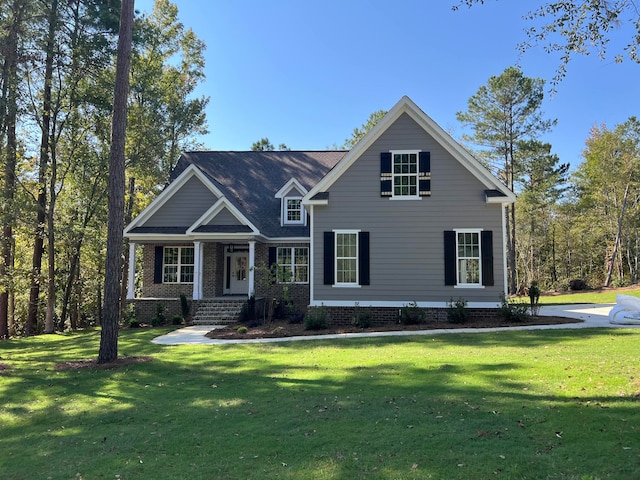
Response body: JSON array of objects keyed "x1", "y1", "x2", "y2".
[
  {"x1": 335, "y1": 231, "x2": 358, "y2": 285},
  {"x1": 456, "y1": 230, "x2": 481, "y2": 286},
  {"x1": 277, "y1": 247, "x2": 309, "y2": 283},
  {"x1": 392, "y1": 150, "x2": 418, "y2": 198},
  {"x1": 444, "y1": 229, "x2": 493, "y2": 287},
  {"x1": 163, "y1": 246, "x2": 194, "y2": 283}
]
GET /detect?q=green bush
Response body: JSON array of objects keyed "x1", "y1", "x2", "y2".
[
  {"x1": 129, "y1": 319, "x2": 140, "y2": 328},
  {"x1": 398, "y1": 302, "x2": 426, "y2": 325},
  {"x1": 304, "y1": 305, "x2": 329, "y2": 330},
  {"x1": 239, "y1": 296, "x2": 257, "y2": 323},
  {"x1": 447, "y1": 297, "x2": 469, "y2": 324},
  {"x1": 179, "y1": 294, "x2": 191, "y2": 323},
  {"x1": 236, "y1": 326, "x2": 248, "y2": 334},
  {"x1": 172, "y1": 314, "x2": 183, "y2": 325},
  {"x1": 150, "y1": 316, "x2": 163, "y2": 327},
  {"x1": 351, "y1": 303, "x2": 372, "y2": 329},
  {"x1": 497, "y1": 293, "x2": 530, "y2": 323}
]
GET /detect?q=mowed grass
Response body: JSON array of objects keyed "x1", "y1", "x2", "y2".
[
  {"x1": 1, "y1": 327, "x2": 640, "y2": 479},
  {"x1": 537, "y1": 286, "x2": 640, "y2": 305}
]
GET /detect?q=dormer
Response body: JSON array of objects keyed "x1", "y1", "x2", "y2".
[{"x1": 275, "y1": 178, "x2": 308, "y2": 226}]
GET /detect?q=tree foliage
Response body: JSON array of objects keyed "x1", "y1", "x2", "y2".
[
  {"x1": 343, "y1": 109, "x2": 387, "y2": 149},
  {"x1": 457, "y1": 66, "x2": 556, "y2": 293},
  {"x1": 0, "y1": 0, "x2": 208, "y2": 339},
  {"x1": 453, "y1": 1, "x2": 640, "y2": 85}
]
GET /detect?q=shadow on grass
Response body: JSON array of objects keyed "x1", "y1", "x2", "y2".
[{"x1": 1, "y1": 327, "x2": 639, "y2": 479}]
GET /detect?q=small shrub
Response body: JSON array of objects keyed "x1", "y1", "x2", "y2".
[
  {"x1": 351, "y1": 303, "x2": 372, "y2": 329},
  {"x1": 288, "y1": 312, "x2": 304, "y2": 324},
  {"x1": 129, "y1": 319, "x2": 140, "y2": 328},
  {"x1": 239, "y1": 296, "x2": 257, "y2": 323},
  {"x1": 236, "y1": 325, "x2": 248, "y2": 334},
  {"x1": 528, "y1": 281, "x2": 541, "y2": 316},
  {"x1": 172, "y1": 314, "x2": 183, "y2": 325},
  {"x1": 497, "y1": 293, "x2": 530, "y2": 323},
  {"x1": 569, "y1": 278, "x2": 587, "y2": 291},
  {"x1": 398, "y1": 302, "x2": 426, "y2": 325},
  {"x1": 304, "y1": 305, "x2": 329, "y2": 330},
  {"x1": 179, "y1": 294, "x2": 191, "y2": 323},
  {"x1": 270, "y1": 326, "x2": 286, "y2": 336},
  {"x1": 447, "y1": 297, "x2": 469, "y2": 324},
  {"x1": 154, "y1": 303, "x2": 166, "y2": 325}
]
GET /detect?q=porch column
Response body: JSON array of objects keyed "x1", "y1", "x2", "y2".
[
  {"x1": 127, "y1": 242, "x2": 136, "y2": 299},
  {"x1": 193, "y1": 241, "x2": 203, "y2": 300},
  {"x1": 248, "y1": 240, "x2": 256, "y2": 297}
]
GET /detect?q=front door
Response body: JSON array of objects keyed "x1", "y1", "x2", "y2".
[{"x1": 226, "y1": 251, "x2": 248, "y2": 295}]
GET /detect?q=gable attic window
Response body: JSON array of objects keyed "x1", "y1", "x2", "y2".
[
  {"x1": 285, "y1": 198, "x2": 304, "y2": 224},
  {"x1": 380, "y1": 151, "x2": 431, "y2": 198}
]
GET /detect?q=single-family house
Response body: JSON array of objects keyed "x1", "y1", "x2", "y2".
[{"x1": 124, "y1": 96, "x2": 515, "y2": 324}]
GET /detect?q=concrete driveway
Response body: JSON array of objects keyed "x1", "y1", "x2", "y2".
[{"x1": 152, "y1": 303, "x2": 640, "y2": 346}]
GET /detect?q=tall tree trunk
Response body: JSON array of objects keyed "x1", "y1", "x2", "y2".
[
  {"x1": 0, "y1": 0, "x2": 26, "y2": 339},
  {"x1": 98, "y1": 0, "x2": 134, "y2": 364},
  {"x1": 605, "y1": 179, "x2": 631, "y2": 287},
  {"x1": 27, "y1": 0, "x2": 58, "y2": 335}
]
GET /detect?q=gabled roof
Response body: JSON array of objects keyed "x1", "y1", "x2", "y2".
[
  {"x1": 170, "y1": 151, "x2": 347, "y2": 238},
  {"x1": 303, "y1": 96, "x2": 516, "y2": 204}
]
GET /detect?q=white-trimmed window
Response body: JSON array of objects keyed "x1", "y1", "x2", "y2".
[
  {"x1": 163, "y1": 246, "x2": 194, "y2": 283},
  {"x1": 285, "y1": 198, "x2": 303, "y2": 224},
  {"x1": 456, "y1": 230, "x2": 481, "y2": 286},
  {"x1": 277, "y1": 247, "x2": 309, "y2": 283},
  {"x1": 335, "y1": 231, "x2": 358, "y2": 285},
  {"x1": 392, "y1": 150, "x2": 419, "y2": 198}
]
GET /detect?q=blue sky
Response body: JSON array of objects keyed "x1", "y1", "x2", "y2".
[{"x1": 136, "y1": 0, "x2": 639, "y2": 170}]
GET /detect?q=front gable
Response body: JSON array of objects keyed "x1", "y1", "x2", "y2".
[
  {"x1": 187, "y1": 197, "x2": 259, "y2": 236},
  {"x1": 304, "y1": 96, "x2": 515, "y2": 206}
]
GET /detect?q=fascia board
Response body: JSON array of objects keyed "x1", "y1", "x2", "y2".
[
  {"x1": 186, "y1": 197, "x2": 261, "y2": 235},
  {"x1": 275, "y1": 178, "x2": 308, "y2": 199}
]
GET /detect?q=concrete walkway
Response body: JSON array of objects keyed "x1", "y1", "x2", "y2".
[{"x1": 151, "y1": 303, "x2": 640, "y2": 346}]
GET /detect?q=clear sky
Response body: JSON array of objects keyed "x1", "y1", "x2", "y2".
[{"x1": 136, "y1": 0, "x2": 639, "y2": 170}]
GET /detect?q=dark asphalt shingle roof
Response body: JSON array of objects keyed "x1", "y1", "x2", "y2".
[{"x1": 172, "y1": 151, "x2": 347, "y2": 238}]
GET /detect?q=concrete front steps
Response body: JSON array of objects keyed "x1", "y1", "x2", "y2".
[{"x1": 191, "y1": 298, "x2": 247, "y2": 325}]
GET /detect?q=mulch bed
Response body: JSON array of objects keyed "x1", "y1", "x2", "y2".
[{"x1": 205, "y1": 316, "x2": 580, "y2": 340}]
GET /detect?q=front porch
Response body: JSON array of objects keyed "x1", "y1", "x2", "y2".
[
  {"x1": 125, "y1": 240, "x2": 311, "y2": 323},
  {"x1": 127, "y1": 241, "x2": 259, "y2": 301}
]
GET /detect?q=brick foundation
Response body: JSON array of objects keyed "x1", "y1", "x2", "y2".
[{"x1": 310, "y1": 306, "x2": 500, "y2": 327}]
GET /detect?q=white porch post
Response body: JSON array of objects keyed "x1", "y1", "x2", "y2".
[
  {"x1": 127, "y1": 242, "x2": 136, "y2": 299},
  {"x1": 248, "y1": 240, "x2": 256, "y2": 297},
  {"x1": 193, "y1": 241, "x2": 203, "y2": 300}
]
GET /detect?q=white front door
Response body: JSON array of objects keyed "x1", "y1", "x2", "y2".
[{"x1": 227, "y1": 252, "x2": 248, "y2": 295}]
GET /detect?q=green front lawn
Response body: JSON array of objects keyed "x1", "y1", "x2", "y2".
[{"x1": 1, "y1": 327, "x2": 639, "y2": 479}]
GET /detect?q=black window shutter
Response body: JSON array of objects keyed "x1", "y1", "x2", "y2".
[
  {"x1": 323, "y1": 232, "x2": 335, "y2": 285},
  {"x1": 358, "y1": 232, "x2": 370, "y2": 286},
  {"x1": 481, "y1": 230, "x2": 494, "y2": 286},
  {"x1": 154, "y1": 246, "x2": 164, "y2": 284},
  {"x1": 380, "y1": 152, "x2": 392, "y2": 197},
  {"x1": 444, "y1": 231, "x2": 456, "y2": 286},
  {"x1": 268, "y1": 247, "x2": 277, "y2": 267},
  {"x1": 419, "y1": 151, "x2": 431, "y2": 196}
]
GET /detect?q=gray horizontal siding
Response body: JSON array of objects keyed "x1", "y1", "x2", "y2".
[
  {"x1": 144, "y1": 176, "x2": 218, "y2": 227},
  {"x1": 313, "y1": 112, "x2": 505, "y2": 304},
  {"x1": 207, "y1": 207, "x2": 242, "y2": 226}
]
